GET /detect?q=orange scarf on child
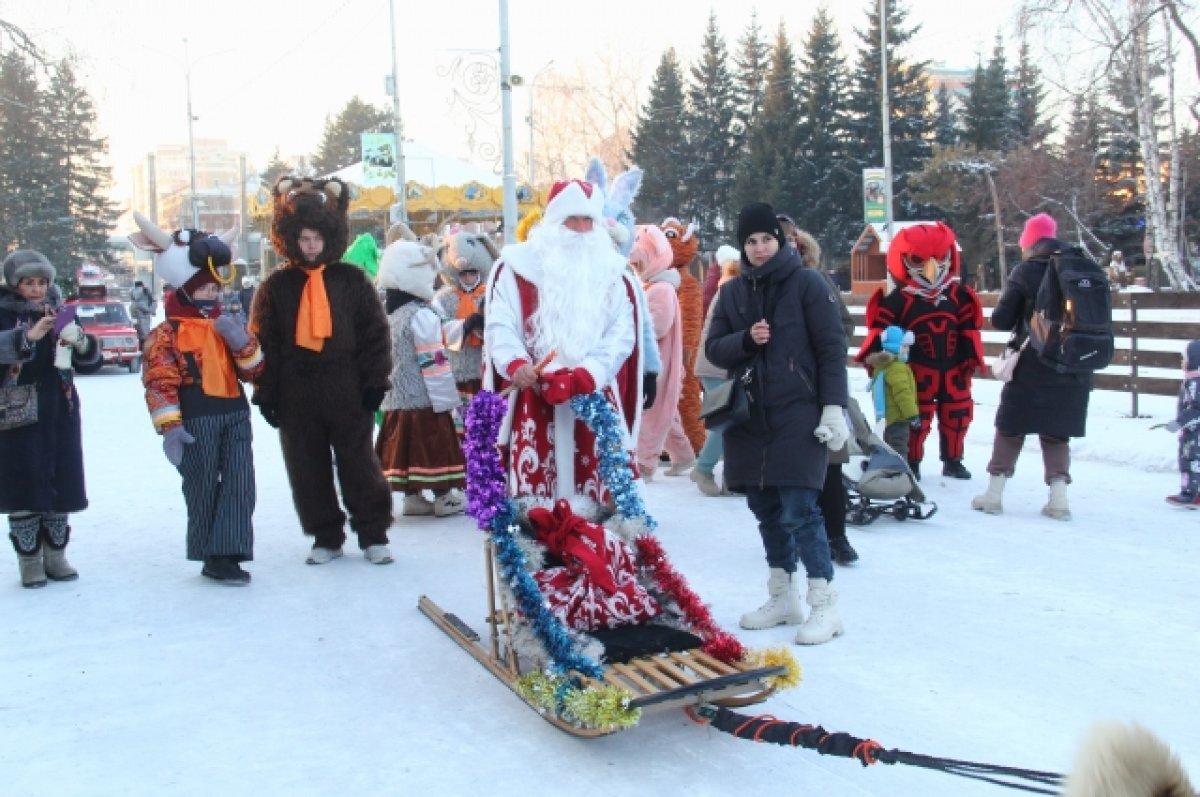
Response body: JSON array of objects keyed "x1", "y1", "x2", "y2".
[
  {"x1": 296, "y1": 265, "x2": 333, "y2": 351},
  {"x1": 175, "y1": 319, "x2": 238, "y2": 398}
]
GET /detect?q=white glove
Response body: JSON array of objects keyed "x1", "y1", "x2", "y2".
[
  {"x1": 813, "y1": 404, "x2": 849, "y2": 451},
  {"x1": 60, "y1": 321, "x2": 91, "y2": 352}
]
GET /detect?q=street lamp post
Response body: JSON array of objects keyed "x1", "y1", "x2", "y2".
[
  {"x1": 388, "y1": 0, "x2": 408, "y2": 224},
  {"x1": 498, "y1": 0, "x2": 518, "y2": 244},
  {"x1": 184, "y1": 37, "x2": 200, "y2": 229}
]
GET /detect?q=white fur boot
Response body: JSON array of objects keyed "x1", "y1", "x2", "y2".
[
  {"x1": 1042, "y1": 479, "x2": 1071, "y2": 520},
  {"x1": 739, "y1": 568, "x2": 805, "y2": 629},
  {"x1": 970, "y1": 473, "x2": 1007, "y2": 514},
  {"x1": 794, "y1": 578, "x2": 844, "y2": 645}
]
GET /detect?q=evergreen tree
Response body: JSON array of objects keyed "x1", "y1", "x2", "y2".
[
  {"x1": 794, "y1": 7, "x2": 855, "y2": 260},
  {"x1": 39, "y1": 57, "x2": 119, "y2": 277},
  {"x1": 845, "y1": 0, "x2": 935, "y2": 219},
  {"x1": 0, "y1": 51, "x2": 47, "y2": 254},
  {"x1": 260, "y1": 146, "x2": 295, "y2": 187},
  {"x1": 733, "y1": 24, "x2": 801, "y2": 213},
  {"x1": 933, "y1": 83, "x2": 959, "y2": 147},
  {"x1": 682, "y1": 11, "x2": 738, "y2": 243},
  {"x1": 629, "y1": 48, "x2": 689, "y2": 223},
  {"x1": 311, "y1": 96, "x2": 393, "y2": 175},
  {"x1": 731, "y1": 10, "x2": 770, "y2": 147},
  {"x1": 961, "y1": 35, "x2": 1012, "y2": 151},
  {"x1": 1011, "y1": 36, "x2": 1050, "y2": 147}
]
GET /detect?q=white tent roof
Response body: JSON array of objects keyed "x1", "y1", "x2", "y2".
[{"x1": 328, "y1": 141, "x2": 501, "y2": 188}]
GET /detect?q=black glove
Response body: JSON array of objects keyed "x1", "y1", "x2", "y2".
[
  {"x1": 259, "y1": 403, "x2": 281, "y2": 429},
  {"x1": 643, "y1": 372, "x2": 658, "y2": 410},
  {"x1": 362, "y1": 386, "x2": 387, "y2": 413},
  {"x1": 462, "y1": 312, "x2": 485, "y2": 337}
]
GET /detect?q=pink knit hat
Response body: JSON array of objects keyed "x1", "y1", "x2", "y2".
[{"x1": 1019, "y1": 213, "x2": 1057, "y2": 250}]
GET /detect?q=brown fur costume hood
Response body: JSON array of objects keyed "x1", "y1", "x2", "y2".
[{"x1": 271, "y1": 176, "x2": 351, "y2": 267}]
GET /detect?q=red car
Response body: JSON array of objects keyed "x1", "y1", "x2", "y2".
[{"x1": 66, "y1": 285, "x2": 142, "y2": 374}]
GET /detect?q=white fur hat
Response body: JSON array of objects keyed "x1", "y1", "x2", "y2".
[
  {"x1": 715, "y1": 245, "x2": 740, "y2": 266},
  {"x1": 542, "y1": 179, "x2": 606, "y2": 228},
  {"x1": 377, "y1": 241, "x2": 438, "y2": 301}
]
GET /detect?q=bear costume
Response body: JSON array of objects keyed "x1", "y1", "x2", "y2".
[{"x1": 250, "y1": 177, "x2": 395, "y2": 563}]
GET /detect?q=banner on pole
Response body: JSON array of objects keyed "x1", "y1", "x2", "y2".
[
  {"x1": 863, "y1": 168, "x2": 887, "y2": 224},
  {"x1": 362, "y1": 133, "x2": 397, "y2": 187}
]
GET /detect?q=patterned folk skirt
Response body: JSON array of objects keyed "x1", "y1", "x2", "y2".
[{"x1": 375, "y1": 407, "x2": 466, "y2": 493}]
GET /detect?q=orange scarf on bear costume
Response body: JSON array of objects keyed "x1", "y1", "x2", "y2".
[{"x1": 296, "y1": 265, "x2": 333, "y2": 351}]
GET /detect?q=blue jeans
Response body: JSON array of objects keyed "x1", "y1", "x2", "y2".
[
  {"x1": 744, "y1": 486, "x2": 834, "y2": 581},
  {"x1": 695, "y1": 377, "x2": 725, "y2": 475}
]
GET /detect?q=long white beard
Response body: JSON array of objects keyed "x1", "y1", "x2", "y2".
[{"x1": 526, "y1": 222, "x2": 625, "y2": 365}]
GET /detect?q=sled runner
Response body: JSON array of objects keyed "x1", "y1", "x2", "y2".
[
  {"x1": 419, "y1": 391, "x2": 797, "y2": 737},
  {"x1": 419, "y1": 543, "x2": 787, "y2": 738}
]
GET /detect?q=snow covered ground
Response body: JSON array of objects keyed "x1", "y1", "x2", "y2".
[{"x1": 2, "y1": 370, "x2": 1196, "y2": 797}]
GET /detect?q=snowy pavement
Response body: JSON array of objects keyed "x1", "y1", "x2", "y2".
[{"x1": 2, "y1": 370, "x2": 1196, "y2": 796}]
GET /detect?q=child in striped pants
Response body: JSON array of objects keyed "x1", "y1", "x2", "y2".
[{"x1": 136, "y1": 222, "x2": 264, "y2": 584}]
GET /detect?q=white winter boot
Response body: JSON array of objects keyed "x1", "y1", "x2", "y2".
[
  {"x1": 739, "y1": 568, "x2": 805, "y2": 629},
  {"x1": 402, "y1": 493, "x2": 435, "y2": 516},
  {"x1": 43, "y1": 546, "x2": 78, "y2": 581},
  {"x1": 1041, "y1": 479, "x2": 1071, "y2": 520},
  {"x1": 433, "y1": 490, "x2": 465, "y2": 517},
  {"x1": 970, "y1": 474, "x2": 1008, "y2": 514},
  {"x1": 18, "y1": 553, "x2": 47, "y2": 589},
  {"x1": 794, "y1": 578, "x2": 844, "y2": 645}
]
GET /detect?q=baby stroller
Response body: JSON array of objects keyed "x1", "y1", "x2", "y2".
[{"x1": 842, "y1": 398, "x2": 937, "y2": 525}]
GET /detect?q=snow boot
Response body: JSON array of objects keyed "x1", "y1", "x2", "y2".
[
  {"x1": 363, "y1": 544, "x2": 394, "y2": 564},
  {"x1": 40, "y1": 515, "x2": 77, "y2": 581},
  {"x1": 305, "y1": 546, "x2": 343, "y2": 565},
  {"x1": 739, "y1": 568, "x2": 805, "y2": 630},
  {"x1": 1166, "y1": 493, "x2": 1200, "y2": 508},
  {"x1": 43, "y1": 546, "x2": 78, "y2": 582},
  {"x1": 942, "y1": 458, "x2": 972, "y2": 479},
  {"x1": 971, "y1": 474, "x2": 1008, "y2": 515},
  {"x1": 908, "y1": 460, "x2": 922, "y2": 481},
  {"x1": 828, "y1": 535, "x2": 859, "y2": 566},
  {"x1": 691, "y1": 469, "x2": 722, "y2": 497},
  {"x1": 202, "y1": 556, "x2": 251, "y2": 585},
  {"x1": 18, "y1": 554, "x2": 47, "y2": 589},
  {"x1": 402, "y1": 493, "x2": 435, "y2": 516},
  {"x1": 794, "y1": 578, "x2": 844, "y2": 645},
  {"x1": 9, "y1": 514, "x2": 45, "y2": 588},
  {"x1": 433, "y1": 490, "x2": 465, "y2": 517},
  {"x1": 664, "y1": 458, "x2": 695, "y2": 477},
  {"x1": 1041, "y1": 479, "x2": 1071, "y2": 521}
]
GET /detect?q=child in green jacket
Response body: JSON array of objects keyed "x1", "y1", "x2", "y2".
[{"x1": 866, "y1": 326, "x2": 920, "y2": 459}]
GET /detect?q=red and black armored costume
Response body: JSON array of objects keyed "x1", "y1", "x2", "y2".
[{"x1": 855, "y1": 222, "x2": 984, "y2": 474}]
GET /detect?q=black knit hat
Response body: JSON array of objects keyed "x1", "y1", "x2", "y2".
[{"x1": 737, "y1": 202, "x2": 783, "y2": 250}]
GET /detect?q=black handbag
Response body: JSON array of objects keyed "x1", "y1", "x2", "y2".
[
  {"x1": 0, "y1": 365, "x2": 37, "y2": 431},
  {"x1": 699, "y1": 363, "x2": 755, "y2": 432}
]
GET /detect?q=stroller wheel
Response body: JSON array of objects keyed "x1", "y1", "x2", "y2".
[{"x1": 892, "y1": 501, "x2": 909, "y2": 521}]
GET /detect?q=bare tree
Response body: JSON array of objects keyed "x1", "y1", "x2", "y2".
[{"x1": 1027, "y1": 0, "x2": 1198, "y2": 289}]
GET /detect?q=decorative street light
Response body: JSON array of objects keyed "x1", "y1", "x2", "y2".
[{"x1": 184, "y1": 37, "x2": 200, "y2": 230}]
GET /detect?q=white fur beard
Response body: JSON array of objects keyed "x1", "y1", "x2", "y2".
[{"x1": 526, "y1": 223, "x2": 624, "y2": 365}]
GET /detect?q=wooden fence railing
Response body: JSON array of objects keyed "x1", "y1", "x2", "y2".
[{"x1": 844, "y1": 291, "x2": 1200, "y2": 416}]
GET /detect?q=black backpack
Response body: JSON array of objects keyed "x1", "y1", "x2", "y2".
[{"x1": 1027, "y1": 247, "x2": 1114, "y2": 373}]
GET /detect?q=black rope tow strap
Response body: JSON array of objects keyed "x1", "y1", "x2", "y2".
[{"x1": 690, "y1": 705, "x2": 1066, "y2": 795}]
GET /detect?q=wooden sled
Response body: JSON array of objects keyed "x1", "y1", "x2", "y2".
[{"x1": 419, "y1": 542, "x2": 787, "y2": 738}]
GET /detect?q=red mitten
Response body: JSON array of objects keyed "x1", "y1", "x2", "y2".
[
  {"x1": 540, "y1": 368, "x2": 574, "y2": 405},
  {"x1": 570, "y1": 368, "x2": 596, "y2": 397}
]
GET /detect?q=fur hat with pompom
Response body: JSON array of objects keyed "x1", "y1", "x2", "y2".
[{"x1": 377, "y1": 241, "x2": 439, "y2": 301}]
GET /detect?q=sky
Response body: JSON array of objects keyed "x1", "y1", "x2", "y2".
[
  {"x1": 1, "y1": 306, "x2": 1197, "y2": 795},
  {"x1": 3, "y1": 0, "x2": 1023, "y2": 202}
]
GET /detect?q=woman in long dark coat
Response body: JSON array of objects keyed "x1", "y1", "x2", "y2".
[
  {"x1": 971, "y1": 214, "x2": 1091, "y2": 520},
  {"x1": 705, "y1": 202, "x2": 849, "y2": 645},
  {"x1": 0, "y1": 251, "x2": 99, "y2": 587}
]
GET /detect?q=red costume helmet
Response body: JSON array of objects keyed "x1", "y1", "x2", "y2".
[{"x1": 887, "y1": 222, "x2": 960, "y2": 291}]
